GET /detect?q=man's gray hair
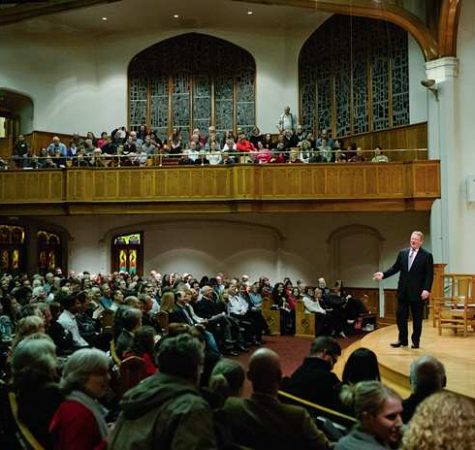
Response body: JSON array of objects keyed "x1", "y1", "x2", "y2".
[
  {"x1": 61, "y1": 348, "x2": 109, "y2": 393},
  {"x1": 410, "y1": 355, "x2": 446, "y2": 395},
  {"x1": 157, "y1": 334, "x2": 204, "y2": 381}
]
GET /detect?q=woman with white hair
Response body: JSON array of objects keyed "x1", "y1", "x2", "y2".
[
  {"x1": 0, "y1": 334, "x2": 62, "y2": 450},
  {"x1": 50, "y1": 348, "x2": 110, "y2": 450}
]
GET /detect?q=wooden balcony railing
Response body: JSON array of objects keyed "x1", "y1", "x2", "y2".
[{"x1": 0, "y1": 161, "x2": 440, "y2": 215}]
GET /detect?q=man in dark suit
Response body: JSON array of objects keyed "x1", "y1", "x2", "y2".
[{"x1": 374, "y1": 230, "x2": 434, "y2": 349}]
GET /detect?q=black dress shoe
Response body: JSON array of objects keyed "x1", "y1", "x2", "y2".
[
  {"x1": 390, "y1": 341, "x2": 408, "y2": 348},
  {"x1": 411, "y1": 343, "x2": 420, "y2": 349},
  {"x1": 236, "y1": 345, "x2": 249, "y2": 352}
]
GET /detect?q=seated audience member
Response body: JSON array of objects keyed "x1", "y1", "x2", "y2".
[
  {"x1": 50, "y1": 349, "x2": 110, "y2": 450},
  {"x1": 402, "y1": 391, "x2": 475, "y2": 450},
  {"x1": 281, "y1": 336, "x2": 343, "y2": 411},
  {"x1": 342, "y1": 348, "x2": 380, "y2": 385},
  {"x1": 194, "y1": 150, "x2": 210, "y2": 165},
  {"x1": 402, "y1": 355, "x2": 446, "y2": 423},
  {"x1": 187, "y1": 141, "x2": 200, "y2": 162},
  {"x1": 318, "y1": 138, "x2": 334, "y2": 162},
  {"x1": 57, "y1": 292, "x2": 89, "y2": 349},
  {"x1": 224, "y1": 348, "x2": 329, "y2": 450},
  {"x1": 11, "y1": 315, "x2": 45, "y2": 351},
  {"x1": 219, "y1": 150, "x2": 235, "y2": 165},
  {"x1": 189, "y1": 324, "x2": 221, "y2": 387},
  {"x1": 0, "y1": 335, "x2": 63, "y2": 450},
  {"x1": 48, "y1": 301, "x2": 74, "y2": 355},
  {"x1": 336, "y1": 381, "x2": 403, "y2": 450},
  {"x1": 109, "y1": 334, "x2": 217, "y2": 449},
  {"x1": 208, "y1": 358, "x2": 245, "y2": 408},
  {"x1": 47, "y1": 136, "x2": 67, "y2": 157},
  {"x1": 272, "y1": 282, "x2": 295, "y2": 336},
  {"x1": 255, "y1": 141, "x2": 273, "y2": 164},
  {"x1": 371, "y1": 145, "x2": 389, "y2": 163},
  {"x1": 348, "y1": 146, "x2": 366, "y2": 162},
  {"x1": 115, "y1": 307, "x2": 142, "y2": 359},
  {"x1": 207, "y1": 142, "x2": 222, "y2": 165},
  {"x1": 76, "y1": 291, "x2": 100, "y2": 346},
  {"x1": 123, "y1": 325, "x2": 157, "y2": 377}
]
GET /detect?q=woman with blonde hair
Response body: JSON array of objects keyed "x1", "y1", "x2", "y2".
[
  {"x1": 336, "y1": 380, "x2": 403, "y2": 450},
  {"x1": 11, "y1": 315, "x2": 45, "y2": 351},
  {"x1": 402, "y1": 391, "x2": 475, "y2": 450}
]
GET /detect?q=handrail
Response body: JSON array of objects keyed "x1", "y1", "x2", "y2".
[{"x1": 278, "y1": 390, "x2": 357, "y2": 423}]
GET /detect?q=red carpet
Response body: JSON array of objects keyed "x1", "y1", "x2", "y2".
[{"x1": 235, "y1": 334, "x2": 361, "y2": 396}]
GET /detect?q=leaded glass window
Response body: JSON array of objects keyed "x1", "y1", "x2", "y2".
[
  {"x1": 0, "y1": 225, "x2": 26, "y2": 273},
  {"x1": 112, "y1": 232, "x2": 143, "y2": 276},
  {"x1": 299, "y1": 15, "x2": 409, "y2": 138},
  {"x1": 128, "y1": 33, "x2": 256, "y2": 139}
]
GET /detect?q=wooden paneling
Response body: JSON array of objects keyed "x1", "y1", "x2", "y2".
[
  {"x1": 346, "y1": 287, "x2": 398, "y2": 322},
  {"x1": 0, "y1": 137, "x2": 12, "y2": 159},
  {"x1": 341, "y1": 122, "x2": 428, "y2": 160},
  {"x1": 0, "y1": 161, "x2": 440, "y2": 215}
]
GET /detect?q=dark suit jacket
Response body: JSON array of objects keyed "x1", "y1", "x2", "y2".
[{"x1": 383, "y1": 247, "x2": 434, "y2": 303}]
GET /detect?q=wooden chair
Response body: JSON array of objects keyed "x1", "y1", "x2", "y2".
[
  {"x1": 295, "y1": 301, "x2": 315, "y2": 337},
  {"x1": 119, "y1": 356, "x2": 147, "y2": 396},
  {"x1": 436, "y1": 274, "x2": 475, "y2": 337},
  {"x1": 261, "y1": 296, "x2": 280, "y2": 335}
]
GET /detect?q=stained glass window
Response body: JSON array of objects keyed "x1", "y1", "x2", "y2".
[
  {"x1": 299, "y1": 15, "x2": 409, "y2": 138},
  {"x1": 37, "y1": 230, "x2": 62, "y2": 274},
  {"x1": 0, "y1": 225, "x2": 26, "y2": 273},
  {"x1": 112, "y1": 232, "x2": 143, "y2": 276},
  {"x1": 128, "y1": 33, "x2": 256, "y2": 139}
]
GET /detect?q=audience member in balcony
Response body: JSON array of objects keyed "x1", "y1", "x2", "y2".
[
  {"x1": 318, "y1": 138, "x2": 334, "y2": 162},
  {"x1": 12, "y1": 134, "x2": 29, "y2": 168},
  {"x1": 96, "y1": 132, "x2": 108, "y2": 149},
  {"x1": 316, "y1": 128, "x2": 335, "y2": 149},
  {"x1": 177, "y1": 149, "x2": 193, "y2": 165},
  {"x1": 261, "y1": 133, "x2": 274, "y2": 150},
  {"x1": 334, "y1": 150, "x2": 347, "y2": 163},
  {"x1": 295, "y1": 124, "x2": 306, "y2": 143},
  {"x1": 50, "y1": 348, "x2": 110, "y2": 450},
  {"x1": 205, "y1": 133, "x2": 221, "y2": 152},
  {"x1": 236, "y1": 133, "x2": 255, "y2": 162},
  {"x1": 133, "y1": 145, "x2": 148, "y2": 166},
  {"x1": 220, "y1": 130, "x2": 236, "y2": 149},
  {"x1": 337, "y1": 381, "x2": 403, "y2": 450},
  {"x1": 402, "y1": 355, "x2": 446, "y2": 423},
  {"x1": 274, "y1": 134, "x2": 287, "y2": 162},
  {"x1": 342, "y1": 348, "x2": 381, "y2": 386},
  {"x1": 277, "y1": 105, "x2": 297, "y2": 133},
  {"x1": 195, "y1": 150, "x2": 210, "y2": 166},
  {"x1": 47, "y1": 136, "x2": 67, "y2": 157},
  {"x1": 283, "y1": 129, "x2": 299, "y2": 149},
  {"x1": 348, "y1": 146, "x2": 367, "y2": 162},
  {"x1": 282, "y1": 336, "x2": 343, "y2": 411},
  {"x1": 224, "y1": 348, "x2": 329, "y2": 450},
  {"x1": 136, "y1": 125, "x2": 148, "y2": 142},
  {"x1": 91, "y1": 148, "x2": 106, "y2": 167},
  {"x1": 208, "y1": 142, "x2": 222, "y2": 165},
  {"x1": 371, "y1": 146, "x2": 389, "y2": 163},
  {"x1": 288, "y1": 148, "x2": 304, "y2": 163},
  {"x1": 222, "y1": 138, "x2": 237, "y2": 152},
  {"x1": 188, "y1": 141, "x2": 200, "y2": 162},
  {"x1": 220, "y1": 150, "x2": 235, "y2": 165},
  {"x1": 299, "y1": 138, "x2": 313, "y2": 162},
  {"x1": 249, "y1": 126, "x2": 263, "y2": 148},
  {"x1": 142, "y1": 135, "x2": 157, "y2": 155},
  {"x1": 167, "y1": 128, "x2": 182, "y2": 155},
  {"x1": 402, "y1": 391, "x2": 475, "y2": 450},
  {"x1": 0, "y1": 335, "x2": 63, "y2": 450},
  {"x1": 255, "y1": 141, "x2": 273, "y2": 164},
  {"x1": 192, "y1": 128, "x2": 207, "y2": 147}
]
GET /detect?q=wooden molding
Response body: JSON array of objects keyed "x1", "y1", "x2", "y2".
[
  {"x1": 438, "y1": 0, "x2": 462, "y2": 57},
  {"x1": 234, "y1": 0, "x2": 439, "y2": 60}
]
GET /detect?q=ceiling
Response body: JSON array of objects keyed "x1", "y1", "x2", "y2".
[{"x1": 0, "y1": 0, "x2": 334, "y2": 35}]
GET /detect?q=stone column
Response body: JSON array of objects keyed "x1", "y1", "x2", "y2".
[{"x1": 425, "y1": 57, "x2": 459, "y2": 270}]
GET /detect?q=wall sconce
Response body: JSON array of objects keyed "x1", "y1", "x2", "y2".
[{"x1": 421, "y1": 79, "x2": 439, "y2": 101}]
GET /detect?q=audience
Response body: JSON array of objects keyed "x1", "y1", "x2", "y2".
[
  {"x1": 402, "y1": 354, "x2": 446, "y2": 423},
  {"x1": 224, "y1": 347, "x2": 329, "y2": 450},
  {"x1": 336, "y1": 381, "x2": 403, "y2": 450},
  {"x1": 342, "y1": 347, "x2": 381, "y2": 385},
  {"x1": 109, "y1": 334, "x2": 217, "y2": 449},
  {"x1": 50, "y1": 348, "x2": 110, "y2": 450},
  {"x1": 402, "y1": 391, "x2": 475, "y2": 450},
  {"x1": 281, "y1": 336, "x2": 344, "y2": 411}
]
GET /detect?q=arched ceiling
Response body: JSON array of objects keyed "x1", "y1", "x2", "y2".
[{"x1": 0, "y1": 0, "x2": 463, "y2": 60}]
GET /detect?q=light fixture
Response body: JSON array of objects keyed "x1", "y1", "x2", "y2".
[
  {"x1": 421, "y1": 79, "x2": 439, "y2": 101},
  {"x1": 173, "y1": 13, "x2": 180, "y2": 19},
  {"x1": 247, "y1": 10, "x2": 253, "y2": 15},
  {"x1": 101, "y1": 16, "x2": 108, "y2": 21}
]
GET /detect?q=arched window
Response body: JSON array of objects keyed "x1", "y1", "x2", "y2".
[
  {"x1": 111, "y1": 232, "x2": 143, "y2": 276},
  {"x1": 128, "y1": 33, "x2": 256, "y2": 143},
  {"x1": 0, "y1": 225, "x2": 26, "y2": 273},
  {"x1": 37, "y1": 230, "x2": 62, "y2": 274},
  {"x1": 299, "y1": 15, "x2": 409, "y2": 138}
]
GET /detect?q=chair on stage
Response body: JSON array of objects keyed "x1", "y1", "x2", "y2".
[{"x1": 436, "y1": 274, "x2": 475, "y2": 337}]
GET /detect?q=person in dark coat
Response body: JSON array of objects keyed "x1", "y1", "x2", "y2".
[{"x1": 373, "y1": 230, "x2": 433, "y2": 348}]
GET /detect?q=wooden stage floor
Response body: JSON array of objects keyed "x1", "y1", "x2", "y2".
[{"x1": 336, "y1": 321, "x2": 475, "y2": 400}]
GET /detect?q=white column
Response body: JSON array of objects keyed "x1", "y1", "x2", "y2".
[{"x1": 425, "y1": 57, "x2": 459, "y2": 270}]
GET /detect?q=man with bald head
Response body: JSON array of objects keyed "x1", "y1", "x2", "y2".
[
  {"x1": 223, "y1": 348, "x2": 329, "y2": 450},
  {"x1": 402, "y1": 355, "x2": 446, "y2": 422}
]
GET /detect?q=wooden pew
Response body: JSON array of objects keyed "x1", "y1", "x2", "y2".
[
  {"x1": 262, "y1": 296, "x2": 280, "y2": 335},
  {"x1": 295, "y1": 301, "x2": 315, "y2": 337}
]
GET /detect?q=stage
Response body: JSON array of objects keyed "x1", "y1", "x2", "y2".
[{"x1": 336, "y1": 322, "x2": 475, "y2": 400}]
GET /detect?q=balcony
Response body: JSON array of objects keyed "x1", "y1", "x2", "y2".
[{"x1": 0, "y1": 161, "x2": 440, "y2": 215}]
